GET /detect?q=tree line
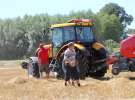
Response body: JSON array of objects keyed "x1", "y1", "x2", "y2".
[{"x1": 0, "y1": 3, "x2": 133, "y2": 59}]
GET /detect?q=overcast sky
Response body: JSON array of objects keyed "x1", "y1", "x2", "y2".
[{"x1": 0, "y1": 0, "x2": 134, "y2": 28}]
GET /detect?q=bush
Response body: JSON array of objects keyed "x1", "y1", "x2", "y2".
[{"x1": 104, "y1": 39, "x2": 119, "y2": 53}]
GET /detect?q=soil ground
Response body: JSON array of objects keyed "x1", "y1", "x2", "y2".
[{"x1": 0, "y1": 60, "x2": 135, "y2": 100}]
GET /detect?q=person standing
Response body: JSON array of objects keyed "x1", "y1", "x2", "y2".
[
  {"x1": 63, "y1": 42, "x2": 80, "y2": 86},
  {"x1": 37, "y1": 43, "x2": 50, "y2": 78}
]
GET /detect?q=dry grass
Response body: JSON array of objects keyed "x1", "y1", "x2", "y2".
[{"x1": 0, "y1": 61, "x2": 135, "y2": 100}]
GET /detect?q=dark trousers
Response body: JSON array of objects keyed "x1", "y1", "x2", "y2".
[{"x1": 64, "y1": 63, "x2": 79, "y2": 81}]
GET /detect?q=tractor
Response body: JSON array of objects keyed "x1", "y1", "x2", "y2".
[{"x1": 45, "y1": 19, "x2": 108, "y2": 79}]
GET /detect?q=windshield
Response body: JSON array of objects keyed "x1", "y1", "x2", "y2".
[
  {"x1": 76, "y1": 26, "x2": 94, "y2": 42},
  {"x1": 51, "y1": 26, "x2": 94, "y2": 47}
]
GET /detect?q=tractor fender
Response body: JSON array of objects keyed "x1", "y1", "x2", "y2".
[
  {"x1": 92, "y1": 42, "x2": 105, "y2": 50},
  {"x1": 56, "y1": 43, "x2": 86, "y2": 60}
]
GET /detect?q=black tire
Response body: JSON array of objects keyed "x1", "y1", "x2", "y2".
[
  {"x1": 55, "y1": 60, "x2": 65, "y2": 79},
  {"x1": 79, "y1": 72, "x2": 86, "y2": 80},
  {"x1": 78, "y1": 59, "x2": 87, "y2": 80},
  {"x1": 112, "y1": 62, "x2": 120, "y2": 75},
  {"x1": 112, "y1": 68, "x2": 119, "y2": 75},
  {"x1": 21, "y1": 61, "x2": 28, "y2": 69},
  {"x1": 33, "y1": 63, "x2": 40, "y2": 78},
  {"x1": 89, "y1": 67, "x2": 107, "y2": 78},
  {"x1": 129, "y1": 63, "x2": 135, "y2": 72},
  {"x1": 76, "y1": 50, "x2": 89, "y2": 80},
  {"x1": 56, "y1": 68, "x2": 64, "y2": 79}
]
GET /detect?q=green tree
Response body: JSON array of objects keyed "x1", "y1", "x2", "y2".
[
  {"x1": 97, "y1": 3, "x2": 134, "y2": 41},
  {"x1": 99, "y1": 14, "x2": 123, "y2": 41},
  {"x1": 99, "y1": 3, "x2": 133, "y2": 28}
]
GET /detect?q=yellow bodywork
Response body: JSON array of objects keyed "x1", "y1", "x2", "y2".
[
  {"x1": 51, "y1": 22, "x2": 93, "y2": 28},
  {"x1": 44, "y1": 42, "x2": 105, "y2": 59},
  {"x1": 92, "y1": 42, "x2": 105, "y2": 50},
  {"x1": 55, "y1": 43, "x2": 86, "y2": 60},
  {"x1": 74, "y1": 43, "x2": 85, "y2": 51}
]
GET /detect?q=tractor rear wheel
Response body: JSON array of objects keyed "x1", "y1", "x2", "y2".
[{"x1": 89, "y1": 67, "x2": 107, "y2": 78}]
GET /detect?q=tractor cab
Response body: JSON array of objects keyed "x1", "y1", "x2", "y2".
[{"x1": 50, "y1": 19, "x2": 95, "y2": 57}]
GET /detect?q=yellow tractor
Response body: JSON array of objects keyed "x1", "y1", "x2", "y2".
[{"x1": 46, "y1": 19, "x2": 108, "y2": 79}]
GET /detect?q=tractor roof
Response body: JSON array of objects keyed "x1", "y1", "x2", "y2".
[{"x1": 51, "y1": 19, "x2": 93, "y2": 28}]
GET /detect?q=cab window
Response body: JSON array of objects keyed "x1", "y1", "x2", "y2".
[{"x1": 52, "y1": 28, "x2": 63, "y2": 47}]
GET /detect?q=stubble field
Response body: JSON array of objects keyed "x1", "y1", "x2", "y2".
[{"x1": 0, "y1": 60, "x2": 135, "y2": 100}]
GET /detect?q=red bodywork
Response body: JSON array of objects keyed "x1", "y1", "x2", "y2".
[
  {"x1": 67, "y1": 19, "x2": 93, "y2": 23},
  {"x1": 106, "y1": 55, "x2": 118, "y2": 65},
  {"x1": 120, "y1": 34, "x2": 135, "y2": 58}
]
